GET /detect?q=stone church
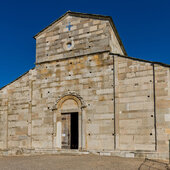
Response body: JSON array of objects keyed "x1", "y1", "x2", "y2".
[{"x1": 0, "y1": 11, "x2": 170, "y2": 160}]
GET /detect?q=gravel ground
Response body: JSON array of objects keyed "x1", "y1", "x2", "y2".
[{"x1": 0, "y1": 154, "x2": 144, "y2": 170}]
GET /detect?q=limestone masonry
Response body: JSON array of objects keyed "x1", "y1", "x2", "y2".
[{"x1": 0, "y1": 11, "x2": 170, "y2": 160}]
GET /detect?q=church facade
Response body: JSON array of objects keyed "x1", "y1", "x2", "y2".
[{"x1": 0, "y1": 11, "x2": 170, "y2": 160}]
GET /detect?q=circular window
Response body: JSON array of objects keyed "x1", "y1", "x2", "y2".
[
  {"x1": 67, "y1": 42, "x2": 72, "y2": 49},
  {"x1": 63, "y1": 39, "x2": 74, "y2": 51}
]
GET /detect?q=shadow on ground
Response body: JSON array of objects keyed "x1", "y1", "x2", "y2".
[{"x1": 138, "y1": 158, "x2": 169, "y2": 170}]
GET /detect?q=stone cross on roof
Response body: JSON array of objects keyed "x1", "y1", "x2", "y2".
[{"x1": 66, "y1": 22, "x2": 73, "y2": 31}]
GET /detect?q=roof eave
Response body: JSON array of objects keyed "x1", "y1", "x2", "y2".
[{"x1": 110, "y1": 53, "x2": 170, "y2": 68}]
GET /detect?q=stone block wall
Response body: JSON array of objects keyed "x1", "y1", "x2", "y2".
[
  {"x1": 0, "y1": 88, "x2": 7, "y2": 149},
  {"x1": 114, "y1": 55, "x2": 156, "y2": 151},
  {"x1": 0, "y1": 71, "x2": 32, "y2": 150},
  {"x1": 155, "y1": 65, "x2": 170, "y2": 158},
  {"x1": 0, "y1": 52, "x2": 170, "y2": 159},
  {"x1": 0, "y1": 52, "x2": 115, "y2": 151},
  {"x1": 35, "y1": 15, "x2": 124, "y2": 64},
  {"x1": 32, "y1": 52, "x2": 114, "y2": 150},
  {"x1": 0, "y1": 11, "x2": 170, "y2": 159}
]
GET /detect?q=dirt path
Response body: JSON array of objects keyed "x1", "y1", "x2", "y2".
[{"x1": 0, "y1": 154, "x2": 145, "y2": 170}]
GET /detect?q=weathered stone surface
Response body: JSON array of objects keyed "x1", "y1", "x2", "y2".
[{"x1": 0, "y1": 12, "x2": 170, "y2": 160}]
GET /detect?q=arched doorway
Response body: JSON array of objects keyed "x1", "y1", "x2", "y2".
[{"x1": 53, "y1": 93, "x2": 86, "y2": 150}]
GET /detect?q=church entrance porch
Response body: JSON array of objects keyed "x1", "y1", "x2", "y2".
[{"x1": 61, "y1": 112, "x2": 79, "y2": 149}]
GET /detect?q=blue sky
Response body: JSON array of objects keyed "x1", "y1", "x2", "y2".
[{"x1": 0, "y1": 0, "x2": 170, "y2": 88}]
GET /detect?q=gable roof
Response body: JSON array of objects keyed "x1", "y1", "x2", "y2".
[{"x1": 33, "y1": 11, "x2": 127, "y2": 55}]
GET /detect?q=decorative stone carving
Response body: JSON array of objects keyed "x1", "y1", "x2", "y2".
[{"x1": 52, "y1": 91, "x2": 86, "y2": 110}]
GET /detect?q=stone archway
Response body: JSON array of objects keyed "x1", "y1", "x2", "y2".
[
  {"x1": 55, "y1": 91, "x2": 86, "y2": 110},
  {"x1": 52, "y1": 92, "x2": 86, "y2": 150}
]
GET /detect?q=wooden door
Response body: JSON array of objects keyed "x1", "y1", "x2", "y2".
[{"x1": 61, "y1": 114, "x2": 71, "y2": 149}]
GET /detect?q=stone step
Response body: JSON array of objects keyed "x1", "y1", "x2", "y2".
[{"x1": 34, "y1": 149, "x2": 89, "y2": 155}]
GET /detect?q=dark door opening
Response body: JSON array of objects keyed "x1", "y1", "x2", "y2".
[
  {"x1": 61, "y1": 112, "x2": 78, "y2": 149},
  {"x1": 71, "y1": 112, "x2": 78, "y2": 149}
]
